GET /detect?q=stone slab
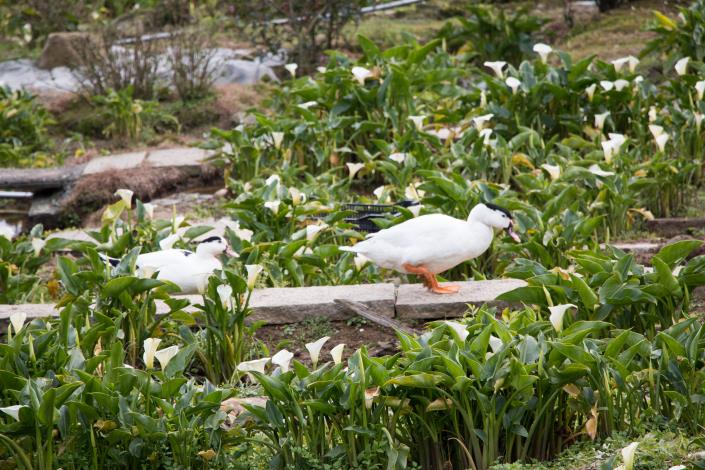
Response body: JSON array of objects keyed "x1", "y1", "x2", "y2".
[
  {"x1": 83, "y1": 151, "x2": 147, "y2": 175},
  {"x1": 395, "y1": 279, "x2": 528, "y2": 319},
  {"x1": 646, "y1": 218, "x2": 705, "y2": 238},
  {"x1": 0, "y1": 165, "x2": 83, "y2": 191},
  {"x1": 146, "y1": 148, "x2": 213, "y2": 168}
]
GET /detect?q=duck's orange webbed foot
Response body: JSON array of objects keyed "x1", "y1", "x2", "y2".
[{"x1": 403, "y1": 263, "x2": 459, "y2": 295}]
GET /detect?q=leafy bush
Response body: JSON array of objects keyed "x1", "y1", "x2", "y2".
[
  {"x1": 0, "y1": 86, "x2": 55, "y2": 167},
  {"x1": 644, "y1": 0, "x2": 705, "y2": 69}
]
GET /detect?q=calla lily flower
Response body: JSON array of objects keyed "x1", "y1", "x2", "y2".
[
  {"x1": 585, "y1": 83, "x2": 597, "y2": 101},
  {"x1": 115, "y1": 189, "x2": 134, "y2": 207},
  {"x1": 649, "y1": 124, "x2": 664, "y2": 139},
  {"x1": 373, "y1": 185, "x2": 386, "y2": 200},
  {"x1": 594, "y1": 111, "x2": 610, "y2": 130},
  {"x1": 601, "y1": 140, "x2": 616, "y2": 163},
  {"x1": 346, "y1": 162, "x2": 365, "y2": 178},
  {"x1": 445, "y1": 321, "x2": 469, "y2": 342},
  {"x1": 548, "y1": 304, "x2": 577, "y2": 332},
  {"x1": 479, "y1": 128, "x2": 493, "y2": 145},
  {"x1": 265, "y1": 174, "x2": 281, "y2": 188},
  {"x1": 541, "y1": 164, "x2": 561, "y2": 180},
  {"x1": 297, "y1": 101, "x2": 317, "y2": 110},
  {"x1": 674, "y1": 57, "x2": 690, "y2": 76},
  {"x1": 408, "y1": 115, "x2": 425, "y2": 131},
  {"x1": 614, "y1": 79, "x2": 630, "y2": 92},
  {"x1": 353, "y1": 253, "x2": 369, "y2": 271},
  {"x1": 505, "y1": 76, "x2": 521, "y2": 94},
  {"x1": 425, "y1": 128, "x2": 452, "y2": 140},
  {"x1": 142, "y1": 203, "x2": 154, "y2": 219},
  {"x1": 143, "y1": 337, "x2": 162, "y2": 369},
  {"x1": 272, "y1": 349, "x2": 294, "y2": 372},
  {"x1": 408, "y1": 204, "x2": 422, "y2": 217},
  {"x1": 405, "y1": 183, "x2": 425, "y2": 201},
  {"x1": 533, "y1": 43, "x2": 552, "y2": 63},
  {"x1": 588, "y1": 164, "x2": 615, "y2": 177},
  {"x1": 245, "y1": 264, "x2": 264, "y2": 291},
  {"x1": 472, "y1": 113, "x2": 494, "y2": 130},
  {"x1": 351, "y1": 66, "x2": 372, "y2": 84},
  {"x1": 270, "y1": 132, "x2": 284, "y2": 149},
  {"x1": 696, "y1": 80, "x2": 705, "y2": 100},
  {"x1": 316, "y1": 66, "x2": 326, "y2": 74},
  {"x1": 234, "y1": 227, "x2": 253, "y2": 242},
  {"x1": 608, "y1": 133, "x2": 626, "y2": 150},
  {"x1": 488, "y1": 335, "x2": 504, "y2": 353},
  {"x1": 305, "y1": 336, "x2": 329, "y2": 368},
  {"x1": 264, "y1": 200, "x2": 281, "y2": 214},
  {"x1": 0, "y1": 405, "x2": 25, "y2": 421},
  {"x1": 9, "y1": 312, "x2": 26, "y2": 336},
  {"x1": 159, "y1": 233, "x2": 181, "y2": 250},
  {"x1": 217, "y1": 284, "x2": 233, "y2": 309},
  {"x1": 599, "y1": 80, "x2": 614, "y2": 92},
  {"x1": 284, "y1": 63, "x2": 298, "y2": 78},
  {"x1": 655, "y1": 133, "x2": 670, "y2": 152},
  {"x1": 483, "y1": 61, "x2": 506, "y2": 78},
  {"x1": 305, "y1": 223, "x2": 327, "y2": 241},
  {"x1": 288, "y1": 187, "x2": 305, "y2": 205},
  {"x1": 612, "y1": 56, "x2": 639, "y2": 73},
  {"x1": 155, "y1": 345, "x2": 179, "y2": 370},
  {"x1": 31, "y1": 238, "x2": 45, "y2": 257},
  {"x1": 621, "y1": 442, "x2": 639, "y2": 470},
  {"x1": 649, "y1": 106, "x2": 658, "y2": 122},
  {"x1": 389, "y1": 152, "x2": 409, "y2": 164},
  {"x1": 330, "y1": 343, "x2": 345, "y2": 364},
  {"x1": 695, "y1": 113, "x2": 703, "y2": 129},
  {"x1": 237, "y1": 357, "x2": 270, "y2": 374}
]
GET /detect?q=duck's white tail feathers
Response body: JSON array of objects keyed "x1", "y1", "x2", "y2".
[{"x1": 98, "y1": 253, "x2": 121, "y2": 267}]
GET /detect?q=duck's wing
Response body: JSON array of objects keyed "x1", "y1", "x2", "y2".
[
  {"x1": 136, "y1": 249, "x2": 195, "y2": 269},
  {"x1": 370, "y1": 214, "x2": 464, "y2": 247}
]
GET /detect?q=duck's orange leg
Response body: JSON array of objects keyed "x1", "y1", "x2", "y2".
[{"x1": 402, "y1": 263, "x2": 459, "y2": 294}]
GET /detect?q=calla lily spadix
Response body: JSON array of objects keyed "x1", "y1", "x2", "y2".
[
  {"x1": 621, "y1": 442, "x2": 639, "y2": 470},
  {"x1": 154, "y1": 345, "x2": 179, "y2": 370},
  {"x1": 346, "y1": 162, "x2": 365, "y2": 178},
  {"x1": 115, "y1": 188, "x2": 134, "y2": 208},
  {"x1": 330, "y1": 343, "x2": 345, "y2": 364},
  {"x1": 306, "y1": 336, "x2": 330, "y2": 368},
  {"x1": 533, "y1": 43, "x2": 552, "y2": 63},
  {"x1": 408, "y1": 115, "x2": 425, "y2": 131},
  {"x1": 444, "y1": 321, "x2": 469, "y2": 342},
  {"x1": 505, "y1": 76, "x2": 521, "y2": 94},
  {"x1": 541, "y1": 163, "x2": 561, "y2": 180},
  {"x1": 284, "y1": 63, "x2": 298, "y2": 78},
  {"x1": 237, "y1": 358, "x2": 270, "y2": 374},
  {"x1": 217, "y1": 284, "x2": 233, "y2": 309},
  {"x1": 31, "y1": 238, "x2": 45, "y2": 257},
  {"x1": 585, "y1": 83, "x2": 597, "y2": 101},
  {"x1": 594, "y1": 112, "x2": 610, "y2": 130},
  {"x1": 245, "y1": 264, "x2": 263, "y2": 291},
  {"x1": 696, "y1": 80, "x2": 705, "y2": 100},
  {"x1": 264, "y1": 200, "x2": 281, "y2": 214},
  {"x1": 483, "y1": 61, "x2": 506, "y2": 78},
  {"x1": 351, "y1": 66, "x2": 372, "y2": 84},
  {"x1": 674, "y1": 57, "x2": 690, "y2": 76},
  {"x1": 272, "y1": 349, "x2": 294, "y2": 372},
  {"x1": 549, "y1": 304, "x2": 577, "y2": 332},
  {"x1": 143, "y1": 337, "x2": 161, "y2": 369}
]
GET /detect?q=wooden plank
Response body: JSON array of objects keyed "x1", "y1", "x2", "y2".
[{"x1": 0, "y1": 166, "x2": 83, "y2": 191}]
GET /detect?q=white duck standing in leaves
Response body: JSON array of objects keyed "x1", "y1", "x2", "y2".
[
  {"x1": 100, "y1": 236, "x2": 235, "y2": 294},
  {"x1": 340, "y1": 203, "x2": 520, "y2": 294}
]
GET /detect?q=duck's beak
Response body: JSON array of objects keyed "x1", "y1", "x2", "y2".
[{"x1": 506, "y1": 221, "x2": 521, "y2": 243}]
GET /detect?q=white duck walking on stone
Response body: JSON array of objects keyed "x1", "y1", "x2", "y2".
[
  {"x1": 340, "y1": 203, "x2": 520, "y2": 294},
  {"x1": 100, "y1": 236, "x2": 235, "y2": 294}
]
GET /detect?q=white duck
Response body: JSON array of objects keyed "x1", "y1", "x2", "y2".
[
  {"x1": 340, "y1": 203, "x2": 520, "y2": 294},
  {"x1": 100, "y1": 236, "x2": 235, "y2": 294}
]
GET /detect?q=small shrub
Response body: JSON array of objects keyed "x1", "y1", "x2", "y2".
[
  {"x1": 0, "y1": 85, "x2": 55, "y2": 167},
  {"x1": 643, "y1": 0, "x2": 705, "y2": 69},
  {"x1": 167, "y1": 26, "x2": 217, "y2": 101}
]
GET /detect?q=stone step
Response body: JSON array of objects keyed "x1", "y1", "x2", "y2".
[
  {"x1": 646, "y1": 218, "x2": 705, "y2": 238},
  {"x1": 0, "y1": 279, "x2": 527, "y2": 326},
  {"x1": 0, "y1": 165, "x2": 84, "y2": 191}
]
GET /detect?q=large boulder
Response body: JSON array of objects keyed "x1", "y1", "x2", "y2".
[{"x1": 37, "y1": 32, "x2": 93, "y2": 70}]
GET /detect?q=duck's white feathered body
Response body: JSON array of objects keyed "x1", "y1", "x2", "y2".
[{"x1": 343, "y1": 214, "x2": 494, "y2": 274}]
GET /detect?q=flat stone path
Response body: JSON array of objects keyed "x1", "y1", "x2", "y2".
[{"x1": 0, "y1": 279, "x2": 527, "y2": 326}]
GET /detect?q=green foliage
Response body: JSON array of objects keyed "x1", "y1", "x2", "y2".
[
  {"x1": 644, "y1": 1, "x2": 705, "y2": 69},
  {"x1": 0, "y1": 86, "x2": 56, "y2": 167}
]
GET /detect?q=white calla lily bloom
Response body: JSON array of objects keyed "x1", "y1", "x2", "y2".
[
  {"x1": 445, "y1": 321, "x2": 469, "y2": 342},
  {"x1": 0, "y1": 405, "x2": 25, "y2": 421},
  {"x1": 346, "y1": 162, "x2": 365, "y2": 179},
  {"x1": 154, "y1": 345, "x2": 179, "y2": 370},
  {"x1": 373, "y1": 185, "x2": 386, "y2": 200},
  {"x1": 599, "y1": 80, "x2": 614, "y2": 92},
  {"x1": 621, "y1": 442, "x2": 639, "y2": 470},
  {"x1": 306, "y1": 223, "x2": 327, "y2": 241},
  {"x1": 472, "y1": 113, "x2": 494, "y2": 130},
  {"x1": 354, "y1": 253, "x2": 369, "y2": 271},
  {"x1": 142, "y1": 203, "x2": 154, "y2": 219},
  {"x1": 284, "y1": 63, "x2": 298, "y2": 78},
  {"x1": 505, "y1": 76, "x2": 521, "y2": 94},
  {"x1": 31, "y1": 238, "x2": 45, "y2": 257},
  {"x1": 272, "y1": 349, "x2": 294, "y2": 372},
  {"x1": 271, "y1": 132, "x2": 284, "y2": 149},
  {"x1": 288, "y1": 187, "x2": 305, "y2": 206},
  {"x1": 245, "y1": 264, "x2": 264, "y2": 291},
  {"x1": 114, "y1": 188, "x2": 134, "y2": 208},
  {"x1": 548, "y1": 304, "x2": 577, "y2": 332},
  {"x1": 351, "y1": 66, "x2": 372, "y2": 84},
  {"x1": 143, "y1": 337, "x2": 162, "y2": 369},
  {"x1": 594, "y1": 112, "x2": 610, "y2": 130},
  {"x1": 408, "y1": 115, "x2": 425, "y2": 131},
  {"x1": 264, "y1": 200, "x2": 281, "y2": 214},
  {"x1": 217, "y1": 284, "x2": 233, "y2": 309},
  {"x1": 674, "y1": 57, "x2": 690, "y2": 76},
  {"x1": 655, "y1": 133, "x2": 670, "y2": 152},
  {"x1": 9, "y1": 312, "x2": 26, "y2": 335},
  {"x1": 533, "y1": 43, "x2": 552, "y2": 63},
  {"x1": 696, "y1": 80, "x2": 705, "y2": 100},
  {"x1": 649, "y1": 106, "x2": 658, "y2": 122},
  {"x1": 488, "y1": 335, "x2": 504, "y2": 353},
  {"x1": 237, "y1": 358, "x2": 270, "y2": 374},
  {"x1": 389, "y1": 152, "x2": 409, "y2": 164},
  {"x1": 614, "y1": 79, "x2": 630, "y2": 92},
  {"x1": 588, "y1": 164, "x2": 615, "y2": 177},
  {"x1": 306, "y1": 336, "x2": 330, "y2": 368},
  {"x1": 541, "y1": 164, "x2": 561, "y2": 180},
  {"x1": 483, "y1": 61, "x2": 506, "y2": 78},
  {"x1": 695, "y1": 113, "x2": 704, "y2": 129},
  {"x1": 585, "y1": 83, "x2": 597, "y2": 101},
  {"x1": 649, "y1": 124, "x2": 664, "y2": 139},
  {"x1": 601, "y1": 140, "x2": 616, "y2": 163},
  {"x1": 479, "y1": 128, "x2": 493, "y2": 145},
  {"x1": 330, "y1": 343, "x2": 345, "y2": 365},
  {"x1": 297, "y1": 101, "x2": 317, "y2": 110}
]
